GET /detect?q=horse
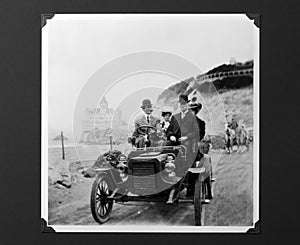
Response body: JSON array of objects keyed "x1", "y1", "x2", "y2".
[{"x1": 224, "y1": 127, "x2": 235, "y2": 154}]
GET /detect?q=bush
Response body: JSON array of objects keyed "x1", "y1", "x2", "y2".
[{"x1": 92, "y1": 149, "x2": 123, "y2": 169}]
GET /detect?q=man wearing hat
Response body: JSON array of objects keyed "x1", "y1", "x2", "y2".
[
  {"x1": 166, "y1": 95, "x2": 199, "y2": 174},
  {"x1": 131, "y1": 99, "x2": 161, "y2": 148},
  {"x1": 166, "y1": 95, "x2": 199, "y2": 146},
  {"x1": 228, "y1": 116, "x2": 239, "y2": 131}
]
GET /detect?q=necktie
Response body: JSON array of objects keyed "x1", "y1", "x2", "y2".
[
  {"x1": 181, "y1": 112, "x2": 185, "y2": 119},
  {"x1": 147, "y1": 115, "x2": 150, "y2": 124}
]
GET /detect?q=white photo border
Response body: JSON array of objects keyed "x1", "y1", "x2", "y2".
[{"x1": 41, "y1": 13, "x2": 260, "y2": 233}]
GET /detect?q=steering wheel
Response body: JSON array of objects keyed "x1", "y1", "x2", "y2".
[{"x1": 136, "y1": 125, "x2": 156, "y2": 136}]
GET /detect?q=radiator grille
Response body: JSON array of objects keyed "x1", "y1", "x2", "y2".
[{"x1": 132, "y1": 162, "x2": 156, "y2": 193}]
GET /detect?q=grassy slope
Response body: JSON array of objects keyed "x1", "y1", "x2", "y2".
[
  {"x1": 157, "y1": 87, "x2": 253, "y2": 135},
  {"x1": 205, "y1": 146, "x2": 253, "y2": 226}
]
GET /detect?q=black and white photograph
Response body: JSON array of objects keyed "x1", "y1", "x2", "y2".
[{"x1": 41, "y1": 14, "x2": 259, "y2": 232}]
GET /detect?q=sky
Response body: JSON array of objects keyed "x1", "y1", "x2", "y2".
[{"x1": 44, "y1": 14, "x2": 254, "y2": 137}]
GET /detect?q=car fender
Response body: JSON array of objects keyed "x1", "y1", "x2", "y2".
[
  {"x1": 94, "y1": 167, "x2": 123, "y2": 187},
  {"x1": 188, "y1": 154, "x2": 212, "y2": 181}
]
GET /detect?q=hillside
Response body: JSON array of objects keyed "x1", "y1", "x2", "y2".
[
  {"x1": 156, "y1": 60, "x2": 254, "y2": 135},
  {"x1": 157, "y1": 60, "x2": 253, "y2": 102},
  {"x1": 206, "y1": 60, "x2": 253, "y2": 75}
]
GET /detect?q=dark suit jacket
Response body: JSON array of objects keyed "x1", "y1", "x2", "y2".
[
  {"x1": 196, "y1": 117, "x2": 206, "y2": 141},
  {"x1": 166, "y1": 110, "x2": 199, "y2": 144},
  {"x1": 132, "y1": 114, "x2": 160, "y2": 138}
]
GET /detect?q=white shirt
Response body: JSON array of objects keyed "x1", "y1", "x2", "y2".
[
  {"x1": 144, "y1": 113, "x2": 151, "y2": 123},
  {"x1": 161, "y1": 120, "x2": 170, "y2": 130},
  {"x1": 181, "y1": 110, "x2": 188, "y2": 119}
]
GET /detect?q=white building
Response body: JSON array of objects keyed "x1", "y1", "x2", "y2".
[{"x1": 82, "y1": 96, "x2": 122, "y2": 131}]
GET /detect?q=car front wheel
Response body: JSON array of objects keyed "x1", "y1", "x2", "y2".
[
  {"x1": 194, "y1": 177, "x2": 205, "y2": 226},
  {"x1": 90, "y1": 174, "x2": 113, "y2": 224}
]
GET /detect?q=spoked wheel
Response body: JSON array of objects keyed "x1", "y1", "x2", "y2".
[
  {"x1": 194, "y1": 177, "x2": 205, "y2": 226},
  {"x1": 90, "y1": 174, "x2": 113, "y2": 224}
]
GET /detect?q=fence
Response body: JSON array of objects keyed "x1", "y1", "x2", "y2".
[{"x1": 48, "y1": 144, "x2": 112, "y2": 166}]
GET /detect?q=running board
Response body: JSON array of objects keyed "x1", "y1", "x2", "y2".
[
  {"x1": 178, "y1": 199, "x2": 193, "y2": 203},
  {"x1": 178, "y1": 198, "x2": 210, "y2": 204}
]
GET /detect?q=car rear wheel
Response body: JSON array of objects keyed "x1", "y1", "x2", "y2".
[
  {"x1": 90, "y1": 174, "x2": 113, "y2": 224},
  {"x1": 194, "y1": 177, "x2": 204, "y2": 226}
]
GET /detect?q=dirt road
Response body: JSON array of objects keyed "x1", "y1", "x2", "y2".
[{"x1": 48, "y1": 145, "x2": 253, "y2": 226}]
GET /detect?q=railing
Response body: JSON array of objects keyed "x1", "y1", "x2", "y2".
[
  {"x1": 196, "y1": 68, "x2": 253, "y2": 83},
  {"x1": 183, "y1": 68, "x2": 253, "y2": 97}
]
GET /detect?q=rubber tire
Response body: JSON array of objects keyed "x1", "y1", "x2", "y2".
[
  {"x1": 194, "y1": 177, "x2": 204, "y2": 226},
  {"x1": 90, "y1": 174, "x2": 113, "y2": 224}
]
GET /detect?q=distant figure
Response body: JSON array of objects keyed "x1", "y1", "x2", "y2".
[
  {"x1": 228, "y1": 117, "x2": 239, "y2": 131},
  {"x1": 226, "y1": 117, "x2": 239, "y2": 152},
  {"x1": 236, "y1": 124, "x2": 249, "y2": 153},
  {"x1": 225, "y1": 126, "x2": 235, "y2": 154},
  {"x1": 241, "y1": 125, "x2": 250, "y2": 151}
]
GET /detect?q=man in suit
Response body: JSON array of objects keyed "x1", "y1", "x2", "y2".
[
  {"x1": 165, "y1": 95, "x2": 199, "y2": 171},
  {"x1": 163, "y1": 95, "x2": 199, "y2": 203},
  {"x1": 189, "y1": 103, "x2": 206, "y2": 141},
  {"x1": 166, "y1": 95, "x2": 199, "y2": 146},
  {"x1": 131, "y1": 99, "x2": 161, "y2": 148}
]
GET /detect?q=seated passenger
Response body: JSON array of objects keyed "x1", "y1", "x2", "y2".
[{"x1": 160, "y1": 107, "x2": 173, "y2": 132}]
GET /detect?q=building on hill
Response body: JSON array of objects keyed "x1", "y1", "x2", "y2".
[{"x1": 80, "y1": 96, "x2": 123, "y2": 143}]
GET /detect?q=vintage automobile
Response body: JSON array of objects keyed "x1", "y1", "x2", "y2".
[{"x1": 90, "y1": 125, "x2": 212, "y2": 226}]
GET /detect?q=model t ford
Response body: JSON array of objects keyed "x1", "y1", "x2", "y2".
[{"x1": 90, "y1": 122, "x2": 213, "y2": 226}]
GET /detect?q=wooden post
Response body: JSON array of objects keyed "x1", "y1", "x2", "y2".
[
  {"x1": 109, "y1": 134, "x2": 113, "y2": 150},
  {"x1": 61, "y1": 131, "x2": 65, "y2": 160}
]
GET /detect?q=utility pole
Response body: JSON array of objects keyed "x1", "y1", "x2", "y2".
[
  {"x1": 109, "y1": 134, "x2": 113, "y2": 150},
  {"x1": 61, "y1": 131, "x2": 65, "y2": 160}
]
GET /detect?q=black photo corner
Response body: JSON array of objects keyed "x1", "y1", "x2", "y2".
[{"x1": 0, "y1": 0, "x2": 299, "y2": 244}]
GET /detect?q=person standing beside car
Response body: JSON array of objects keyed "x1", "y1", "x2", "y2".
[
  {"x1": 166, "y1": 95, "x2": 199, "y2": 145},
  {"x1": 188, "y1": 102, "x2": 214, "y2": 202},
  {"x1": 165, "y1": 95, "x2": 199, "y2": 175}
]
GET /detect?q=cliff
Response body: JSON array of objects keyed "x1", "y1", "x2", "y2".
[{"x1": 156, "y1": 60, "x2": 254, "y2": 136}]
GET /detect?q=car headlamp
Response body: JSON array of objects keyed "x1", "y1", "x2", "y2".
[
  {"x1": 118, "y1": 154, "x2": 127, "y2": 162},
  {"x1": 165, "y1": 162, "x2": 176, "y2": 173},
  {"x1": 116, "y1": 162, "x2": 127, "y2": 173},
  {"x1": 116, "y1": 154, "x2": 128, "y2": 173}
]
